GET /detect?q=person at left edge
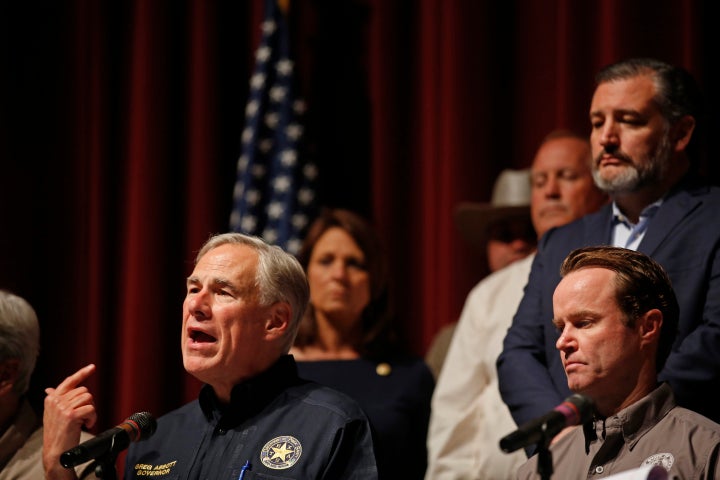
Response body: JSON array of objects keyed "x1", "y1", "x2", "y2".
[
  {"x1": 0, "y1": 289, "x2": 95, "y2": 480},
  {"x1": 123, "y1": 232, "x2": 378, "y2": 479}
]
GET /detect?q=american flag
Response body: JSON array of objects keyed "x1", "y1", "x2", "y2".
[{"x1": 230, "y1": 0, "x2": 317, "y2": 255}]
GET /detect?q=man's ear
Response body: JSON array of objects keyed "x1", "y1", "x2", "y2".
[
  {"x1": 638, "y1": 309, "x2": 663, "y2": 345},
  {"x1": 0, "y1": 358, "x2": 20, "y2": 396},
  {"x1": 672, "y1": 115, "x2": 696, "y2": 152},
  {"x1": 264, "y1": 302, "x2": 291, "y2": 340}
]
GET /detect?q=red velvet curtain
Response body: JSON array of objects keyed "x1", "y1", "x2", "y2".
[{"x1": 1, "y1": 0, "x2": 717, "y2": 460}]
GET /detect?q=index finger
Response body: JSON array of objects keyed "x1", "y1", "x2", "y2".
[{"x1": 53, "y1": 363, "x2": 96, "y2": 394}]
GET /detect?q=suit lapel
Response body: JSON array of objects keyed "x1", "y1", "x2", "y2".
[
  {"x1": 638, "y1": 186, "x2": 703, "y2": 256},
  {"x1": 583, "y1": 205, "x2": 614, "y2": 246}
]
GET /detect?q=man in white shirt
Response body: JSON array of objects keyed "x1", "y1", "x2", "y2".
[{"x1": 426, "y1": 168, "x2": 537, "y2": 379}]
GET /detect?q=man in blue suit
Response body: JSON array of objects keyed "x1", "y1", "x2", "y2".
[{"x1": 497, "y1": 57, "x2": 720, "y2": 445}]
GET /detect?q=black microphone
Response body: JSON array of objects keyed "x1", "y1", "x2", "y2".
[
  {"x1": 60, "y1": 412, "x2": 157, "y2": 468},
  {"x1": 499, "y1": 394, "x2": 594, "y2": 453}
]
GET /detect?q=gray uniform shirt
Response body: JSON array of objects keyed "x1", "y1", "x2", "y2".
[
  {"x1": 0, "y1": 399, "x2": 94, "y2": 480},
  {"x1": 517, "y1": 383, "x2": 720, "y2": 479}
]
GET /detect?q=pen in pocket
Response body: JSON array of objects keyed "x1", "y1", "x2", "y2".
[{"x1": 238, "y1": 460, "x2": 252, "y2": 480}]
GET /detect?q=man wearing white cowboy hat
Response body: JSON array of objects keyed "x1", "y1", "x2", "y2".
[
  {"x1": 426, "y1": 129, "x2": 607, "y2": 480},
  {"x1": 455, "y1": 168, "x2": 538, "y2": 274},
  {"x1": 425, "y1": 169, "x2": 537, "y2": 379}
]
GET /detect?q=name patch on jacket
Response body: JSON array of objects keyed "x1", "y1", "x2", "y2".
[{"x1": 133, "y1": 461, "x2": 178, "y2": 476}]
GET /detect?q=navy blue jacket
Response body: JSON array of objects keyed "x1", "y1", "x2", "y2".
[
  {"x1": 498, "y1": 176, "x2": 720, "y2": 428},
  {"x1": 124, "y1": 355, "x2": 378, "y2": 479}
]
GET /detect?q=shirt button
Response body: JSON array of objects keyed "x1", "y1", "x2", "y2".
[{"x1": 595, "y1": 466, "x2": 604, "y2": 474}]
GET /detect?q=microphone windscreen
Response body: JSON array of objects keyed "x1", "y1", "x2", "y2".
[{"x1": 127, "y1": 412, "x2": 157, "y2": 441}]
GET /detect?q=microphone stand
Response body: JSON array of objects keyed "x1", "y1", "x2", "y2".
[
  {"x1": 89, "y1": 451, "x2": 119, "y2": 480},
  {"x1": 535, "y1": 422, "x2": 554, "y2": 480}
]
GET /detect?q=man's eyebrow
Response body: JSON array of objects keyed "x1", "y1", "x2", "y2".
[
  {"x1": 186, "y1": 276, "x2": 240, "y2": 294},
  {"x1": 559, "y1": 310, "x2": 602, "y2": 326},
  {"x1": 212, "y1": 278, "x2": 239, "y2": 294},
  {"x1": 590, "y1": 108, "x2": 642, "y2": 117},
  {"x1": 615, "y1": 108, "x2": 645, "y2": 118}
]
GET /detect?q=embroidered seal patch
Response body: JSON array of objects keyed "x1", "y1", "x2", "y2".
[
  {"x1": 260, "y1": 435, "x2": 302, "y2": 470},
  {"x1": 642, "y1": 453, "x2": 674, "y2": 471}
]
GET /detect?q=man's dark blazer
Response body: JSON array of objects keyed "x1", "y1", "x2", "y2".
[{"x1": 497, "y1": 174, "x2": 720, "y2": 427}]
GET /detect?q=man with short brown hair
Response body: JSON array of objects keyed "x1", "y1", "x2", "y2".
[{"x1": 517, "y1": 246, "x2": 720, "y2": 479}]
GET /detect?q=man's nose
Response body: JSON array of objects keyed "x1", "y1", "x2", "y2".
[
  {"x1": 543, "y1": 176, "x2": 561, "y2": 198},
  {"x1": 186, "y1": 290, "x2": 211, "y2": 319},
  {"x1": 598, "y1": 121, "x2": 620, "y2": 148},
  {"x1": 556, "y1": 328, "x2": 575, "y2": 352}
]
